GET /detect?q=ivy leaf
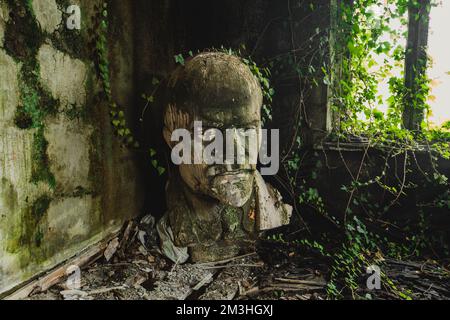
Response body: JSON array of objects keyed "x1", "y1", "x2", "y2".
[
  {"x1": 157, "y1": 167, "x2": 166, "y2": 176},
  {"x1": 174, "y1": 54, "x2": 185, "y2": 66}
]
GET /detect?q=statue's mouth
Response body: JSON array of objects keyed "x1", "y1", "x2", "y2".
[
  {"x1": 207, "y1": 165, "x2": 254, "y2": 179},
  {"x1": 209, "y1": 171, "x2": 255, "y2": 208}
]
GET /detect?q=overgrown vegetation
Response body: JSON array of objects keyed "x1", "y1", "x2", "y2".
[
  {"x1": 259, "y1": 0, "x2": 449, "y2": 299},
  {"x1": 5, "y1": 0, "x2": 57, "y2": 189},
  {"x1": 89, "y1": 0, "x2": 448, "y2": 300},
  {"x1": 90, "y1": 1, "x2": 139, "y2": 149}
]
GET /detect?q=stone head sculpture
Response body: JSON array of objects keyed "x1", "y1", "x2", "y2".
[
  {"x1": 163, "y1": 52, "x2": 262, "y2": 207},
  {"x1": 157, "y1": 52, "x2": 291, "y2": 263}
]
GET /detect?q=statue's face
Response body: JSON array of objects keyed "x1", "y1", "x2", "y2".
[
  {"x1": 163, "y1": 52, "x2": 263, "y2": 208},
  {"x1": 180, "y1": 105, "x2": 261, "y2": 208}
]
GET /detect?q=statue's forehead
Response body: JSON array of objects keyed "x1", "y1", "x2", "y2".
[
  {"x1": 166, "y1": 52, "x2": 263, "y2": 129},
  {"x1": 197, "y1": 104, "x2": 261, "y2": 128}
]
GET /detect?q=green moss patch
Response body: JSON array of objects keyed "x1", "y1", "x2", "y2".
[
  {"x1": 31, "y1": 128, "x2": 56, "y2": 189},
  {"x1": 31, "y1": 195, "x2": 51, "y2": 220},
  {"x1": 21, "y1": 195, "x2": 50, "y2": 248},
  {"x1": 4, "y1": 0, "x2": 44, "y2": 61},
  {"x1": 5, "y1": 1, "x2": 58, "y2": 189}
]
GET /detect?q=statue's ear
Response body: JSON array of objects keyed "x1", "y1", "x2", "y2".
[{"x1": 163, "y1": 127, "x2": 173, "y2": 149}]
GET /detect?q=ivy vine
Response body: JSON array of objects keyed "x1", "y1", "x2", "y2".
[{"x1": 90, "y1": 2, "x2": 139, "y2": 149}]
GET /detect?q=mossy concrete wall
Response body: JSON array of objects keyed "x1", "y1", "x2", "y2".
[{"x1": 0, "y1": 0, "x2": 142, "y2": 295}]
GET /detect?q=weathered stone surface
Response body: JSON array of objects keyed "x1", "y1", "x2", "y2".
[
  {"x1": 158, "y1": 53, "x2": 291, "y2": 263},
  {"x1": 0, "y1": 127, "x2": 36, "y2": 196},
  {"x1": 45, "y1": 115, "x2": 93, "y2": 194},
  {"x1": 0, "y1": 0, "x2": 142, "y2": 296},
  {"x1": 37, "y1": 44, "x2": 87, "y2": 107},
  {"x1": 0, "y1": 50, "x2": 20, "y2": 124},
  {"x1": 0, "y1": 126, "x2": 47, "y2": 292},
  {"x1": 32, "y1": 0, "x2": 62, "y2": 34},
  {"x1": 47, "y1": 196, "x2": 101, "y2": 241},
  {"x1": 0, "y1": 2, "x2": 9, "y2": 46}
]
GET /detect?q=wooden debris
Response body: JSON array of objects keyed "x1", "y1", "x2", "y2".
[
  {"x1": 17, "y1": 218, "x2": 450, "y2": 301},
  {"x1": 87, "y1": 286, "x2": 127, "y2": 295},
  {"x1": 200, "y1": 264, "x2": 253, "y2": 300},
  {"x1": 60, "y1": 289, "x2": 90, "y2": 300},
  {"x1": 117, "y1": 221, "x2": 137, "y2": 258},
  {"x1": 104, "y1": 237, "x2": 120, "y2": 262},
  {"x1": 195, "y1": 252, "x2": 257, "y2": 267},
  {"x1": 4, "y1": 232, "x2": 119, "y2": 300},
  {"x1": 273, "y1": 278, "x2": 327, "y2": 286}
]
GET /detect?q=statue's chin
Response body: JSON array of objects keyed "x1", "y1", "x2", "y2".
[{"x1": 209, "y1": 172, "x2": 254, "y2": 208}]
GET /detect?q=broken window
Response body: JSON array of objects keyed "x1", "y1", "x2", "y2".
[
  {"x1": 426, "y1": 0, "x2": 450, "y2": 128},
  {"x1": 359, "y1": 2, "x2": 407, "y2": 121},
  {"x1": 346, "y1": 0, "x2": 449, "y2": 132}
]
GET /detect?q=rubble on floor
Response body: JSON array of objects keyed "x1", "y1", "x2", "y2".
[{"x1": 25, "y1": 218, "x2": 450, "y2": 301}]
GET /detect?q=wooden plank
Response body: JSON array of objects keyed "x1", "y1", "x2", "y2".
[{"x1": 4, "y1": 232, "x2": 119, "y2": 300}]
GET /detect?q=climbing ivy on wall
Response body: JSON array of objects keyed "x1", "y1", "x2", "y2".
[
  {"x1": 5, "y1": 0, "x2": 57, "y2": 190},
  {"x1": 91, "y1": 1, "x2": 139, "y2": 149},
  {"x1": 86, "y1": 0, "x2": 448, "y2": 300},
  {"x1": 91, "y1": 1, "x2": 168, "y2": 176},
  {"x1": 253, "y1": 0, "x2": 450, "y2": 299}
]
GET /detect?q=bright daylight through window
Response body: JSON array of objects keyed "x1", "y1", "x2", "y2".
[{"x1": 427, "y1": 0, "x2": 450, "y2": 128}]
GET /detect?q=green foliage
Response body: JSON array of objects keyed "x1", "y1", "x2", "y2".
[
  {"x1": 14, "y1": 63, "x2": 58, "y2": 189},
  {"x1": 91, "y1": 1, "x2": 139, "y2": 149},
  {"x1": 174, "y1": 54, "x2": 185, "y2": 66},
  {"x1": 269, "y1": 1, "x2": 449, "y2": 299},
  {"x1": 332, "y1": 0, "x2": 408, "y2": 134},
  {"x1": 92, "y1": 2, "x2": 167, "y2": 177},
  {"x1": 31, "y1": 128, "x2": 56, "y2": 190},
  {"x1": 220, "y1": 45, "x2": 275, "y2": 125},
  {"x1": 14, "y1": 81, "x2": 43, "y2": 129},
  {"x1": 140, "y1": 76, "x2": 166, "y2": 176},
  {"x1": 7, "y1": 1, "x2": 59, "y2": 189},
  {"x1": 149, "y1": 148, "x2": 165, "y2": 176},
  {"x1": 330, "y1": 0, "x2": 446, "y2": 142}
]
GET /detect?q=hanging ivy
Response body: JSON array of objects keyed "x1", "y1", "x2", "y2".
[{"x1": 90, "y1": 1, "x2": 139, "y2": 149}]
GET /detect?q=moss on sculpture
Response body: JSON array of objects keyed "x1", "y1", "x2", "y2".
[{"x1": 158, "y1": 52, "x2": 292, "y2": 263}]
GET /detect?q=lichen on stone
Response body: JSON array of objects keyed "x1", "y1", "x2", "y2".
[
  {"x1": 31, "y1": 0, "x2": 62, "y2": 35},
  {"x1": 37, "y1": 44, "x2": 87, "y2": 108}
]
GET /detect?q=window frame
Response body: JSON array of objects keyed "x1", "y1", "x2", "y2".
[{"x1": 402, "y1": 0, "x2": 432, "y2": 131}]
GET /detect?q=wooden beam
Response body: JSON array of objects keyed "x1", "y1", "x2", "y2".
[{"x1": 3, "y1": 232, "x2": 119, "y2": 300}]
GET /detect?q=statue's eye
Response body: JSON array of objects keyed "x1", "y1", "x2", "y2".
[{"x1": 203, "y1": 129, "x2": 217, "y2": 140}]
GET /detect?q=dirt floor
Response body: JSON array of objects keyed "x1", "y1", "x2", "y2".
[{"x1": 26, "y1": 218, "x2": 450, "y2": 301}]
